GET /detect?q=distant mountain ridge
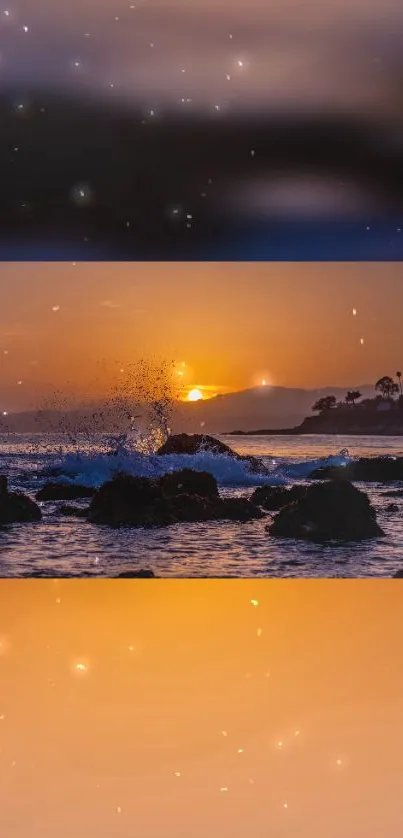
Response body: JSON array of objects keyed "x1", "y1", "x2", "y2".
[
  {"x1": 175, "y1": 385, "x2": 376, "y2": 433},
  {"x1": 0, "y1": 384, "x2": 375, "y2": 434}
]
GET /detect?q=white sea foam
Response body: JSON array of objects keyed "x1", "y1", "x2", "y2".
[
  {"x1": 274, "y1": 453, "x2": 350, "y2": 480},
  {"x1": 39, "y1": 449, "x2": 351, "y2": 489},
  {"x1": 42, "y1": 450, "x2": 280, "y2": 488}
]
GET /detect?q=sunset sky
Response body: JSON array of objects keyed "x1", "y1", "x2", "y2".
[
  {"x1": 1, "y1": 580, "x2": 403, "y2": 838},
  {"x1": 0, "y1": 262, "x2": 402, "y2": 412}
]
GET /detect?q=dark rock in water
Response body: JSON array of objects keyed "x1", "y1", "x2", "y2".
[
  {"x1": 385, "y1": 503, "x2": 399, "y2": 513},
  {"x1": 157, "y1": 433, "x2": 237, "y2": 458},
  {"x1": 116, "y1": 569, "x2": 156, "y2": 578},
  {"x1": 167, "y1": 493, "x2": 264, "y2": 524},
  {"x1": 36, "y1": 482, "x2": 95, "y2": 501},
  {"x1": 250, "y1": 484, "x2": 306, "y2": 510},
  {"x1": 160, "y1": 468, "x2": 219, "y2": 499},
  {"x1": 156, "y1": 433, "x2": 268, "y2": 475},
  {"x1": 0, "y1": 475, "x2": 42, "y2": 524},
  {"x1": 309, "y1": 456, "x2": 403, "y2": 482},
  {"x1": 213, "y1": 497, "x2": 264, "y2": 522},
  {"x1": 59, "y1": 505, "x2": 89, "y2": 517},
  {"x1": 88, "y1": 471, "x2": 263, "y2": 527},
  {"x1": 268, "y1": 479, "x2": 384, "y2": 542},
  {"x1": 383, "y1": 489, "x2": 403, "y2": 498},
  {"x1": 234, "y1": 455, "x2": 268, "y2": 475},
  {"x1": 165, "y1": 493, "x2": 215, "y2": 523},
  {"x1": 88, "y1": 475, "x2": 165, "y2": 526},
  {"x1": 393, "y1": 569, "x2": 403, "y2": 578}
]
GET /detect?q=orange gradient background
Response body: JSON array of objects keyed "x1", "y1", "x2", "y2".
[{"x1": 0, "y1": 580, "x2": 402, "y2": 836}]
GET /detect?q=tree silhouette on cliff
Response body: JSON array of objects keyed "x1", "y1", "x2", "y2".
[
  {"x1": 345, "y1": 390, "x2": 362, "y2": 406},
  {"x1": 312, "y1": 395, "x2": 337, "y2": 413},
  {"x1": 375, "y1": 376, "x2": 399, "y2": 399}
]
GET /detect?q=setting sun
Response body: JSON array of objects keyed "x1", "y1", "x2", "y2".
[{"x1": 187, "y1": 388, "x2": 204, "y2": 402}]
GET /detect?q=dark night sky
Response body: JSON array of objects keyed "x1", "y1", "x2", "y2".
[{"x1": 2, "y1": 1, "x2": 403, "y2": 257}]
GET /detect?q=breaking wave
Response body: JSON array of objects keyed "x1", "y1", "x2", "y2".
[
  {"x1": 274, "y1": 452, "x2": 350, "y2": 481},
  {"x1": 39, "y1": 447, "x2": 351, "y2": 490}
]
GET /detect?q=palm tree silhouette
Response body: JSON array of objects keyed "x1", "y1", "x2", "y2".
[
  {"x1": 375, "y1": 376, "x2": 399, "y2": 399},
  {"x1": 397, "y1": 371, "x2": 402, "y2": 395},
  {"x1": 345, "y1": 390, "x2": 362, "y2": 407}
]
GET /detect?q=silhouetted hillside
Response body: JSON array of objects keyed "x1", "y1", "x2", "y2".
[
  {"x1": 0, "y1": 385, "x2": 375, "y2": 434},
  {"x1": 236, "y1": 397, "x2": 403, "y2": 435}
]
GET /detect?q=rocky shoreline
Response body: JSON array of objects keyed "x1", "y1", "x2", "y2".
[
  {"x1": 1, "y1": 434, "x2": 403, "y2": 575},
  {"x1": 228, "y1": 409, "x2": 403, "y2": 437}
]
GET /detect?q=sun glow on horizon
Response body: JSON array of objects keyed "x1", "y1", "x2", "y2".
[
  {"x1": 187, "y1": 388, "x2": 204, "y2": 402},
  {"x1": 252, "y1": 371, "x2": 272, "y2": 389}
]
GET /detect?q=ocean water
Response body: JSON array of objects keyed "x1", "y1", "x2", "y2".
[{"x1": 0, "y1": 433, "x2": 402, "y2": 578}]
